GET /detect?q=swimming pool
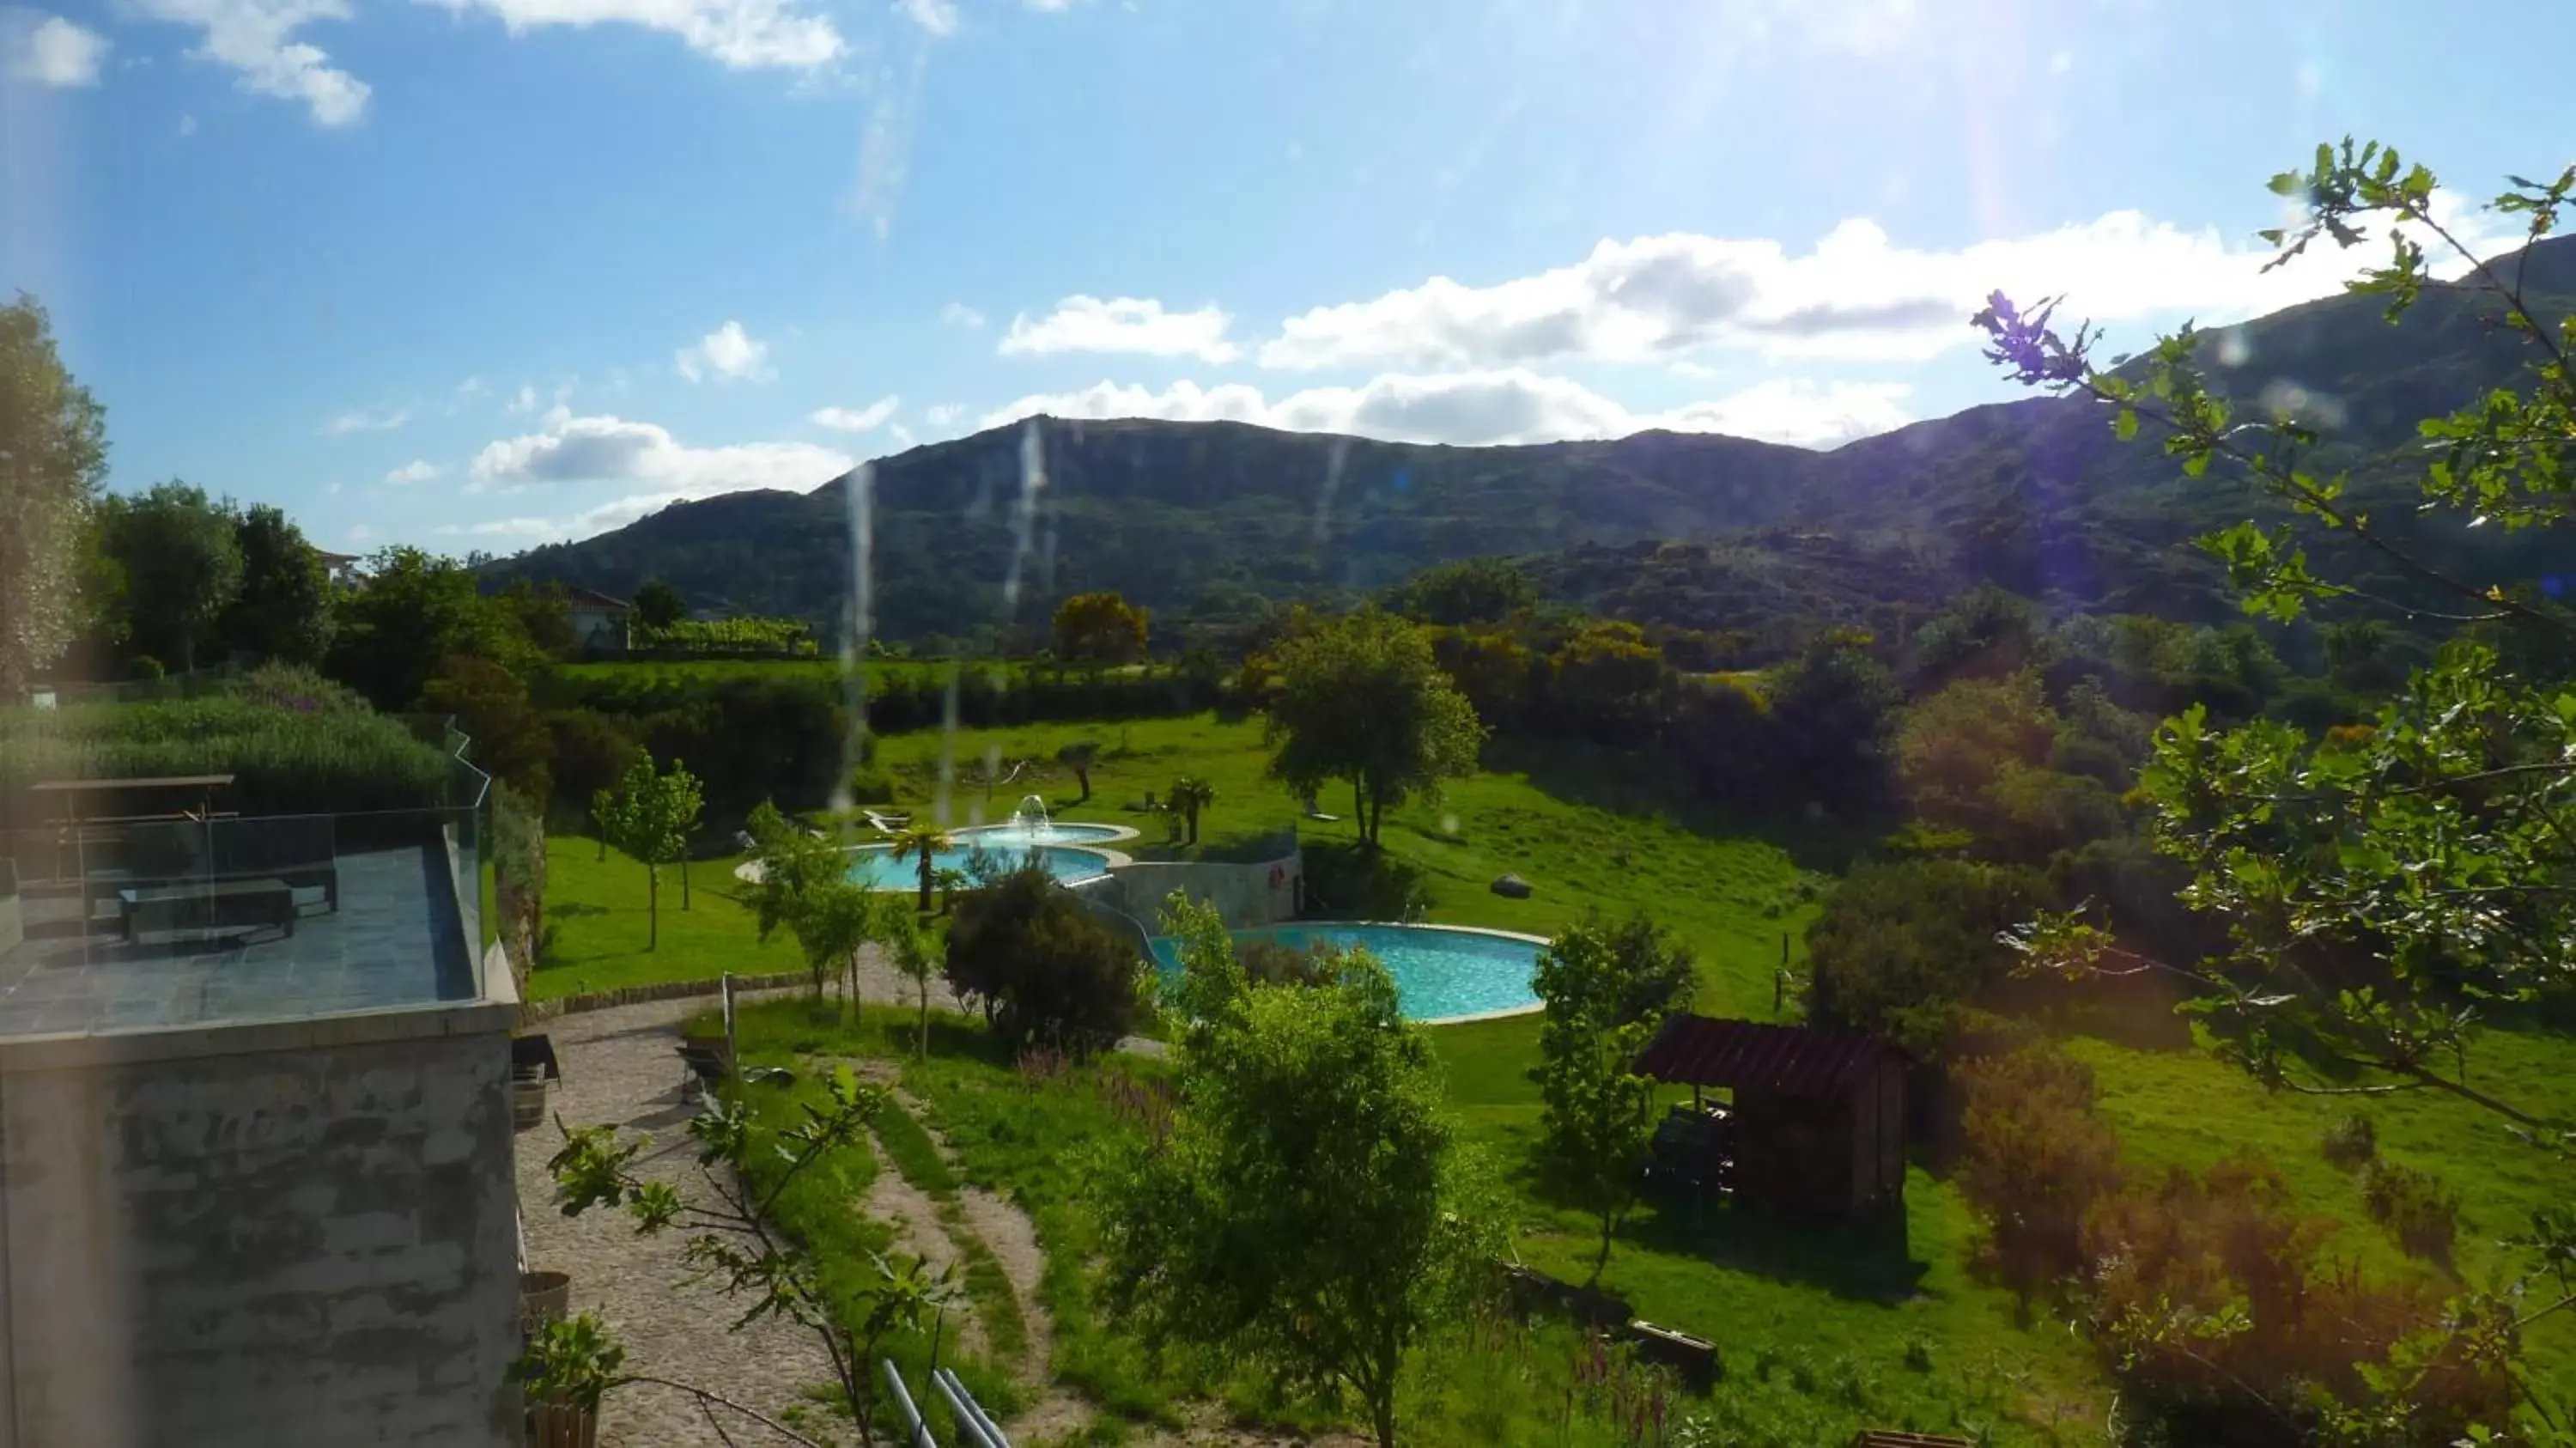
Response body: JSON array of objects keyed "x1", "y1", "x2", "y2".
[
  {"x1": 846, "y1": 842, "x2": 1114, "y2": 890},
  {"x1": 954, "y1": 822, "x2": 1130, "y2": 847},
  {"x1": 1145, "y1": 923, "x2": 1545, "y2": 1023}
]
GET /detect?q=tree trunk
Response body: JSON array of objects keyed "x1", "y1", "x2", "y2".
[
  {"x1": 1369, "y1": 1388, "x2": 1396, "y2": 1448},
  {"x1": 1352, "y1": 778, "x2": 1366, "y2": 845},
  {"x1": 918, "y1": 980, "x2": 929, "y2": 1061},
  {"x1": 1592, "y1": 1208, "x2": 1616, "y2": 1285},
  {"x1": 681, "y1": 855, "x2": 691, "y2": 910},
  {"x1": 917, "y1": 854, "x2": 934, "y2": 913},
  {"x1": 1073, "y1": 767, "x2": 1091, "y2": 803},
  {"x1": 646, "y1": 864, "x2": 659, "y2": 951}
]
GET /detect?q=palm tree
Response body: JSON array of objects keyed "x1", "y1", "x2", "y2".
[
  {"x1": 1168, "y1": 776, "x2": 1217, "y2": 847},
  {"x1": 887, "y1": 824, "x2": 955, "y2": 913},
  {"x1": 932, "y1": 866, "x2": 969, "y2": 915}
]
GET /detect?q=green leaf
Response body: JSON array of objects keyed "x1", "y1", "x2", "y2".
[{"x1": 2114, "y1": 406, "x2": 2139, "y2": 441}]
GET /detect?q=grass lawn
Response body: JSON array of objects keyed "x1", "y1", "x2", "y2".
[
  {"x1": 537, "y1": 709, "x2": 2576, "y2": 1436},
  {"x1": 523, "y1": 835, "x2": 807, "y2": 1001}
]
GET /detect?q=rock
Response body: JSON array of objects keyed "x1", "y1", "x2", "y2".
[{"x1": 1491, "y1": 873, "x2": 1532, "y2": 899}]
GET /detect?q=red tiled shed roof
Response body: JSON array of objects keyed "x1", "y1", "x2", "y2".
[{"x1": 1632, "y1": 1014, "x2": 1904, "y2": 1098}]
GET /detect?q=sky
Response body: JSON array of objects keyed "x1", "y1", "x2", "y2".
[{"x1": 1, "y1": 0, "x2": 2567, "y2": 556}]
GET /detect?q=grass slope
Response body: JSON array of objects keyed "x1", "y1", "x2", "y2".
[{"x1": 540, "y1": 710, "x2": 2576, "y2": 1437}]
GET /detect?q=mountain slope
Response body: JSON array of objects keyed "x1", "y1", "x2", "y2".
[{"x1": 485, "y1": 234, "x2": 2576, "y2": 649}]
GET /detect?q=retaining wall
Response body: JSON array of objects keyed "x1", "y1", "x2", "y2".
[
  {"x1": 0, "y1": 1001, "x2": 522, "y2": 1448},
  {"x1": 1101, "y1": 848, "x2": 1303, "y2": 932}
]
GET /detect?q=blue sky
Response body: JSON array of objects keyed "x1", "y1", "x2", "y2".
[{"x1": 2, "y1": 0, "x2": 2567, "y2": 554}]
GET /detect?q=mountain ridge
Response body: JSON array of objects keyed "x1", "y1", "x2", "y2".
[{"x1": 483, "y1": 235, "x2": 2576, "y2": 653}]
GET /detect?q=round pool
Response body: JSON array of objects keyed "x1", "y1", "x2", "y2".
[
  {"x1": 954, "y1": 823, "x2": 1130, "y2": 847},
  {"x1": 1145, "y1": 923, "x2": 1545, "y2": 1023},
  {"x1": 847, "y1": 842, "x2": 1114, "y2": 890}
]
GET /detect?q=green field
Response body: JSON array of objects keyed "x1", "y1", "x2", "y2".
[{"x1": 537, "y1": 709, "x2": 2576, "y2": 1438}]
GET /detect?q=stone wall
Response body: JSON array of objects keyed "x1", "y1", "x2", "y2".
[
  {"x1": 1103, "y1": 848, "x2": 1303, "y2": 932},
  {"x1": 0, "y1": 1004, "x2": 521, "y2": 1448}
]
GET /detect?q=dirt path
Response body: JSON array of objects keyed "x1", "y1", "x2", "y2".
[{"x1": 516, "y1": 994, "x2": 840, "y2": 1448}]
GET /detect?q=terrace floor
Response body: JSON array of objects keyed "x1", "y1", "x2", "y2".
[{"x1": 0, "y1": 845, "x2": 476, "y2": 1037}]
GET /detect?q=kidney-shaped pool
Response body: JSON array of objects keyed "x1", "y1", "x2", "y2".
[{"x1": 1145, "y1": 922, "x2": 1545, "y2": 1023}]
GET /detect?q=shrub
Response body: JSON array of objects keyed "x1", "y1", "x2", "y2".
[
  {"x1": 2319, "y1": 1112, "x2": 2379, "y2": 1171},
  {"x1": 1953, "y1": 1044, "x2": 2123, "y2": 1295},
  {"x1": 944, "y1": 861, "x2": 1148, "y2": 1054},
  {"x1": 1804, "y1": 858, "x2": 2044, "y2": 1061},
  {"x1": 1237, "y1": 935, "x2": 1341, "y2": 989},
  {"x1": 2358, "y1": 1160, "x2": 2460, "y2": 1261},
  {"x1": 0, "y1": 693, "x2": 453, "y2": 819}
]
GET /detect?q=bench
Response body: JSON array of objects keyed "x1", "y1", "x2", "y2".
[
  {"x1": 1625, "y1": 1320, "x2": 1719, "y2": 1390},
  {"x1": 80, "y1": 818, "x2": 338, "y2": 920},
  {"x1": 118, "y1": 879, "x2": 298, "y2": 942}
]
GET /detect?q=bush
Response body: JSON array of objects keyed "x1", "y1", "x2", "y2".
[
  {"x1": 1953, "y1": 1044, "x2": 2123, "y2": 1295},
  {"x1": 1804, "y1": 858, "x2": 2044, "y2": 1060},
  {"x1": 2358, "y1": 1159, "x2": 2460, "y2": 1261},
  {"x1": 1301, "y1": 842, "x2": 1432, "y2": 922},
  {"x1": 944, "y1": 862, "x2": 1148, "y2": 1054},
  {"x1": 2319, "y1": 1112, "x2": 2379, "y2": 1171},
  {"x1": 0, "y1": 693, "x2": 453, "y2": 820},
  {"x1": 1237, "y1": 935, "x2": 1341, "y2": 989}
]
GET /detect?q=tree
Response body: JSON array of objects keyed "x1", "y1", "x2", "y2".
[
  {"x1": 0, "y1": 295, "x2": 106, "y2": 697},
  {"x1": 1532, "y1": 913, "x2": 1695, "y2": 1281},
  {"x1": 1055, "y1": 739, "x2": 1100, "y2": 803},
  {"x1": 1265, "y1": 609, "x2": 1486, "y2": 848},
  {"x1": 1053, "y1": 590, "x2": 1149, "y2": 665},
  {"x1": 786, "y1": 879, "x2": 883, "y2": 1023},
  {"x1": 942, "y1": 861, "x2": 1146, "y2": 1052},
  {"x1": 1761, "y1": 627, "x2": 1903, "y2": 817},
  {"x1": 1546, "y1": 619, "x2": 1666, "y2": 745},
  {"x1": 1386, "y1": 556, "x2": 1535, "y2": 626},
  {"x1": 1894, "y1": 669, "x2": 2117, "y2": 861},
  {"x1": 1166, "y1": 776, "x2": 1216, "y2": 845},
  {"x1": 222, "y1": 504, "x2": 333, "y2": 665},
  {"x1": 633, "y1": 577, "x2": 687, "y2": 632},
  {"x1": 880, "y1": 908, "x2": 938, "y2": 1060},
  {"x1": 420, "y1": 654, "x2": 554, "y2": 794},
  {"x1": 744, "y1": 800, "x2": 843, "y2": 943},
  {"x1": 884, "y1": 823, "x2": 953, "y2": 914},
  {"x1": 328, "y1": 546, "x2": 538, "y2": 709},
  {"x1": 1980, "y1": 139, "x2": 2576, "y2": 1434},
  {"x1": 1098, "y1": 897, "x2": 1497, "y2": 1448},
  {"x1": 100, "y1": 480, "x2": 242, "y2": 674},
  {"x1": 1804, "y1": 858, "x2": 2044, "y2": 1060},
  {"x1": 597, "y1": 754, "x2": 703, "y2": 950}
]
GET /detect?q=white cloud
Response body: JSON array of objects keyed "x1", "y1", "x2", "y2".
[
  {"x1": 924, "y1": 402, "x2": 965, "y2": 426},
  {"x1": 674, "y1": 320, "x2": 771, "y2": 384},
  {"x1": 384, "y1": 459, "x2": 440, "y2": 485},
  {"x1": 888, "y1": 422, "x2": 915, "y2": 448},
  {"x1": 4, "y1": 13, "x2": 111, "y2": 86},
  {"x1": 346, "y1": 522, "x2": 374, "y2": 543},
  {"x1": 505, "y1": 384, "x2": 539, "y2": 415},
  {"x1": 896, "y1": 0, "x2": 955, "y2": 34},
  {"x1": 1000, "y1": 295, "x2": 1239, "y2": 364},
  {"x1": 470, "y1": 405, "x2": 852, "y2": 494},
  {"x1": 980, "y1": 370, "x2": 1914, "y2": 450},
  {"x1": 811, "y1": 395, "x2": 901, "y2": 432},
  {"x1": 434, "y1": 516, "x2": 558, "y2": 538},
  {"x1": 1260, "y1": 203, "x2": 2514, "y2": 371},
  {"x1": 322, "y1": 405, "x2": 411, "y2": 435},
  {"x1": 178, "y1": 113, "x2": 198, "y2": 135},
  {"x1": 939, "y1": 301, "x2": 986, "y2": 329},
  {"x1": 130, "y1": 0, "x2": 369, "y2": 125},
  {"x1": 420, "y1": 0, "x2": 842, "y2": 69}
]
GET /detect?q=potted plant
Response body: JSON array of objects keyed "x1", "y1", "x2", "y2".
[{"x1": 513, "y1": 1311, "x2": 623, "y2": 1448}]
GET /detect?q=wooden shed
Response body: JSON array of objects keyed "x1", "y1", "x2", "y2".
[{"x1": 1634, "y1": 1015, "x2": 1908, "y2": 1220}]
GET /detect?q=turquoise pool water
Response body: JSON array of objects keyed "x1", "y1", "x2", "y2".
[
  {"x1": 957, "y1": 823, "x2": 1127, "y2": 846},
  {"x1": 1145, "y1": 924, "x2": 1543, "y2": 1022},
  {"x1": 846, "y1": 843, "x2": 1112, "y2": 889}
]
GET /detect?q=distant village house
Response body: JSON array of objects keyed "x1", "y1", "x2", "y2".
[{"x1": 564, "y1": 587, "x2": 633, "y2": 656}]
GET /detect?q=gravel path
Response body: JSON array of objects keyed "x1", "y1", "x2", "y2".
[{"x1": 516, "y1": 993, "x2": 841, "y2": 1448}]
